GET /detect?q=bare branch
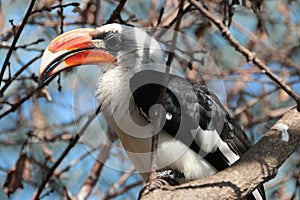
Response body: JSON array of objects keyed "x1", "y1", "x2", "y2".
[
  {"x1": 32, "y1": 106, "x2": 102, "y2": 200},
  {"x1": 105, "y1": 180, "x2": 143, "y2": 200},
  {"x1": 30, "y1": 2, "x2": 80, "y2": 15},
  {"x1": 188, "y1": 0, "x2": 300, "y2": 109},
  {"x1": 0, "y1": 0, "x2": 37, "y2": 92},
  {"x1": 106, "y1": 0, "x2": 128, "y2": 24},
  {"x1": 140, "y1": 108, "x2": 300, "y2": 200},
  {"x1": 104, "y1": 166, "x2": 136, "y2": 199},
  {"x1": 0, "y1": 53, "x2": 42, "y2": 96},
  {"x1": 76, "y1": 131, "x2": 117, "y2": 200}
]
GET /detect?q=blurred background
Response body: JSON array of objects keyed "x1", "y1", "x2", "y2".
[{"x1": 0, "y1": 0, "x2": 299, "y2": 199}]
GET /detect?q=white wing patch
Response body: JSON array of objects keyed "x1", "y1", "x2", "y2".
[
  {"x1": 252, "y1": 189, "x2": 264, "y2": 200},
  {"x1": 218, "y1": 137, "x2": 240, "y2": 164},
  {"x1": 157, "y1": 132, "x2": 217, "y2": 180},
  {"x1": 192, "y1": 127, "x2": 240, "y2": 165}
]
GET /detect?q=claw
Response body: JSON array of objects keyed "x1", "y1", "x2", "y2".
[
  {"x1": 156, "y1": 169, "x2": 185, "y2": 180},
  {"x1": 138, "y1": 169, "x2": 185, "y2": 199},
  {"x1": 138, "y1": 178, "x2": 170, "y2": 199}
]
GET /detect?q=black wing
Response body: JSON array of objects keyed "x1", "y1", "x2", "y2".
[
  {"x1": 130, "y1": 70, "x2": 265, "y2": 200},
  {"x1": 130, "y1": 70, "x2": 250, "y2": 165}
]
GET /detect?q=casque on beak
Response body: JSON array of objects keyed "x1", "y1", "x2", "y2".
[{"x1": 39, "y1": 28, "x2": 116, "y2": 84}]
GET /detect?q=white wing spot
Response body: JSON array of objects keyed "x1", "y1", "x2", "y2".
[
  {"x1": 166, "y1": 112, "x2": 172, "y2": 120},
  {"x1": 275, "y1": 123, "x2": 289, "y2": 142},
  {"x1": 192, "y1": 128, "x2": 240, "y2": 164}
]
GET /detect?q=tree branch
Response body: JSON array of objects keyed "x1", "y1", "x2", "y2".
[
  {"x1": 188, "y1": 0, "x2": 300, "y2": 109},
  {"x1": 0, "y1": 0, "x2": 37, "y2": 92},
  {"x1": 140, "y1": 108, "x2": 300, "y2": 200},
  {"x1": 105, "y1": 0, "x2": 128, "y2": 24},
  {"x1": 32, "y1": 105, "x2": 101, "y2": 200},
  {"x1": 76, "y1": 131, "x2": 117, "y2": 200}
]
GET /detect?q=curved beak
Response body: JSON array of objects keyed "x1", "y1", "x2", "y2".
[{"x1": 39, "y1": 28, "x2": 116, "y2": 84}]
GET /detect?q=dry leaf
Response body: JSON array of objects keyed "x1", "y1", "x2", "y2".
[
  {"x1": 4, "y1": 153, "x2": 31, "y2": 196},
  {"x1": 278, "y1": 89, "x2": 290, "y2": 102},
  {"x1": 36, "y1": 87, "x2": 52, "y2": 102}
]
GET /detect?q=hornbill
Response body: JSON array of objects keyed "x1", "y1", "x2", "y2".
[{"x1": 39, "y1": 23, "x2": 265, "y2": 200}]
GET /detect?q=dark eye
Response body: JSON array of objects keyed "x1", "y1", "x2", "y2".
[{"x1": 105, "y1": 32, "x2": 122, "y2": 51}]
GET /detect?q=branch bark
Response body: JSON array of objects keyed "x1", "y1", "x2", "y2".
[{"x1": 140, "y1": 108, "x2": 300, "y2": 200}]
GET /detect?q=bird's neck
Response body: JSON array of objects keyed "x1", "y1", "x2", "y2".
[
  {"x1": 96, "y1": 48, "x2": 165, "y2": 113},
  {"x1": 96, "y1": 65, "x2": 130, "y2": 108}
]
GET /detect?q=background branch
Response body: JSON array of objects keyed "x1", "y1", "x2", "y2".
[
  {"x1": 0, "y1": 0, "x2": 37, "y2": 91},
  {"x1": 189, "y1": 0, "x2": 300, "y2": 108},
  {"x1": 32, "y1": 106, "x2": 101, "y2": 200},
  {"x1": 76, "y1": 131, "x2": 117, "y2": 200}
]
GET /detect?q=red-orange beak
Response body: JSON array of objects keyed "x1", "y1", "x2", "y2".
[{"x1": 39, "y1": 28, "x2": 116, "y2": 84}]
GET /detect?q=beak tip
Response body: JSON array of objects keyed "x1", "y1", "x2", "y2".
[
  {"x1": 38, "y1": 48, "x2": 66, "y2": 85},
  {"x1": 38, "y1": 71, "x2": 48, "y2": 86},
  {"x1": 38, "y1": 75, "x2": 45, "y2": 86}
]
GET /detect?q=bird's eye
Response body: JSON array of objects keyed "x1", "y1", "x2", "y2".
[{"x1": 105, "y1": 33, "x2": 122, "y2": 51}]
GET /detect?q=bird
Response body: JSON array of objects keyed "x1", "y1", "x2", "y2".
[{"x1": 39, "y1": 23, "x2": 265, "y2": 200}]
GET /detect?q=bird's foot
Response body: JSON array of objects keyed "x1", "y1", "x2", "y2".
[
  {"x1": 138, "y1": 169, "x2": 184, "y2": 199},
  {"x1": 156, "y1": 169, "x2": 184, "y2": 181},
  {"x1": 138, "y1": 178, "x2": 170, "y2": 199}
]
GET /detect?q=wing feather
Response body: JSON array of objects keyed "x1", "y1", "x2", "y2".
[{"x1": 130, "y1": 69, "x2": 265, "y2": 200}]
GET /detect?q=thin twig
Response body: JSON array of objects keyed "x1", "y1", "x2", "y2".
[
  {"x1": 56, "y1": 148, "x2": 98, "y2": 177},
  {"x1": 104, "y1": 166, "x2": 135, "y2": 200},
  {"x1": 0, "y1": 0, "x2": 37, "y2": 93},
  {"x1": 188, "y1": 0, "x2": 300, "y2": 110},
  {"x1": 105, "y1": 180, "x2": 143, "y2": 200},
  {"x1": 232, "y1": 78, "x2": 300, "y2": 117},
  {"x1": 106, "y1": 0, "x2": 128, "y2": 24},
  {"x1": 76, "y1": 131, "x2": 117, "y2": 200},
  {"x1": 31, "y1": 106, "x2": 102, "y2": 200},
  {"x1": 30, "y1": 2, "x2": 80, "y2": 15},
  {"x1": 156, "y1": 7, "x2": 165, "y2": 27},
  {"x1": 0, "y1": 53, "x2": 42, "y2": 95},
  {"x1": 58, "y1": 0, "x2": 64, "y2": 34},
  {"x1": 153, "y1": 3, "x2": 192, "y2": 40},
  {"x1": 0, "y1": 74, "x2": 56, "y2": 119},
  {"x1": 0, "y1": 39, "x2": 44, "y2": 50}
]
